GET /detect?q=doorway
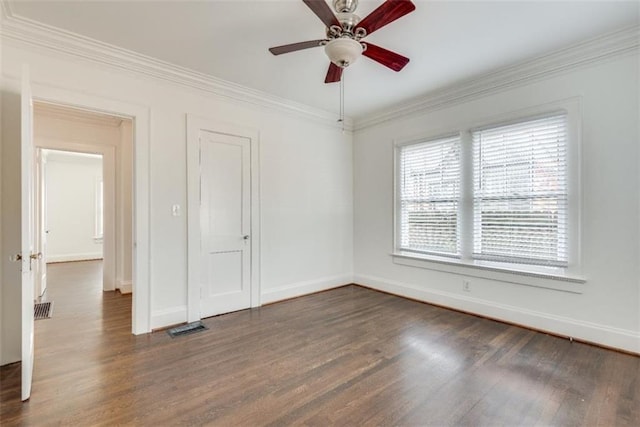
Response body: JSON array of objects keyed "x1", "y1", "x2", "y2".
[
  {"x1": 37, "y1": 149, "x2": 104, "y2": 300},
  {"x1": 26, "y1": 86, "x2": 150, "y2": 335},
  {"x1": 33, "y1": 102, "x2": 134, "y2": 306},
  {"x1": 13, "y1": 77, "x2": 152, "y2": 401}
]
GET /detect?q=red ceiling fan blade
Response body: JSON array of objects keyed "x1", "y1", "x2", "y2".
[
  {"x1": 356, "y1": 0, "x2": 415, "y2": 36},
  {"x1": 325, "y1": 62, "x2": 343, "y2": 83},
  {"x1": 362, "y1": 42, "x2": 409, "y2": 72},
  {"x1": 269, "y1": 40, "x2": 326, "y2": 55},
  {"x1": 303, "y1": 0, "x2": 341, "y2": 29}
]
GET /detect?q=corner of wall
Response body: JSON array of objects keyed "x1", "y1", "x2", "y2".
[{"x1": 261, "y1": 274, "x2": 353, "y2": 305}]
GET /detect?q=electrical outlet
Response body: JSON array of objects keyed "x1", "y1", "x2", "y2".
[{"x1": 462, "y1": 280, "x2": 471, "y2": 292}]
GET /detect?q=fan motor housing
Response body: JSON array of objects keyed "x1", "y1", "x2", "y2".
[{"x1": 337, "y1": 12, "x2": 361, "y2": 33}]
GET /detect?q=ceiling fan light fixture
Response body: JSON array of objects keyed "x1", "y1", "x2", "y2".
[{"x1": 324, "y1": 38, "x2": 363, "y2": 68}]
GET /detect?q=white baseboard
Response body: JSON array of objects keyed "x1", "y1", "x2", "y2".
[
  {"x1": 47, "y1": 253, "x2": 103, "y2": 263},
  {"x1": 261, "y1": 274, "x2": 353, "y2": 305},
  {"x1": 116, "y1": 280, "x2": 132, "y2": 294},
  {"x1": 151, "y1": 305, "x2": 187, "y2": 330},
  {"x1": 354, "y1": 274, "x2": 640, "y2": 354}
]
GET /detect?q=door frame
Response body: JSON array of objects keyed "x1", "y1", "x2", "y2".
[
  {"x1": 186, "y1": 115, "x2": 261, "y2": 322},
  {"x1": 31, "y1": 84, "x2": 151, "y2": 335},
  {"x1": 34, "y1": 147, "x2": 47, "y2": 299},
  {"x1": 36, "y1": 143, "x2": 116, "y2": 292}
]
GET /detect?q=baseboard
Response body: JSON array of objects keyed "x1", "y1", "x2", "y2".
[
  {"x1": 151, "y1": 305, "x2": 187, "y2": 330},
  {"x1": 116, "y1": 280, "x2": 132, "y2": 294},
  {"x1": 261, "y1": 274, "x2": 353, "y2": 305},
  {"x1": 47, "y1": 253, "x2": 103, "y2": 263},
  {"x1": 354, "y1": 274, "x2": 640, "y2": 355}
]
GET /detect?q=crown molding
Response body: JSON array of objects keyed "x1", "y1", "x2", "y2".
[
  {"x1": 0, "y1": 5, "x2": 354, "y2": 131},
  {"x1": 354, "y1": 25, "x2": 640, "y2": 131}
]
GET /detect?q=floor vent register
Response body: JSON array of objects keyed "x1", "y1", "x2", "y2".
[
  {"x1": 34, "y1": 301, "x2": 54, "y2": 320},
  {"x1": 167, "y1": 321, "x2": 208, "y2": 338}
]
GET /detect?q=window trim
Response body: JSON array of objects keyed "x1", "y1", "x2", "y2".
[{"x1": 392, "y1": 98, "x2": 583, "y2": 284}]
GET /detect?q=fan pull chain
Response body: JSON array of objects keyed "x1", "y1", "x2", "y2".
[{"x1": 339, "y1": 71, "x2": 345, "y2": 132}]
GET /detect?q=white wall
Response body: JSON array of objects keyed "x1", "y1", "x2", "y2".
[
  {"x1": 0, "y1": 38, "x2": 354, "y2": 364},
  {"x1": 353, "y1": 53, "x2": 640, "y2": 353},
  {"x1": 1, "y1": 87, "x2": 22, "y2": 364},
  {"x1": 44, "y1": 151, "x2": 103, "y2": 262}
]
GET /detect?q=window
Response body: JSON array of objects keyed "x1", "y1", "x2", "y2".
[
  {"x1": 395, "y1": 111, "x2": 573, "y2": 275},
  {"x1": 397, "y1": 135, "x2": 461, "y2": 257},
  {"x1": 472, "y1": 114, "x2": 568, "y2": 267}
]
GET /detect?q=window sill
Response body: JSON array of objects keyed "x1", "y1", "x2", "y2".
[{"x1": 391, "y1": 251, "x2": 586, "y2": 294}]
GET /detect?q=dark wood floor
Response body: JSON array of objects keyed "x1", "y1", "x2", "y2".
[{"x1": 1, "y1": 261, "x2": 638, "y2": 426}]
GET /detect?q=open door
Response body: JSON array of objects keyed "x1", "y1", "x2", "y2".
[{"x1": 21, "y1": 65, "x2": 36, "y2": 401}]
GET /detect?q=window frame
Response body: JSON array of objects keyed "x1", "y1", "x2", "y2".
[
  {"x1": 392, "y1": 99, "x2": 584, "y2": 288},
  {"x1": 471, "y1": 112, "x2": 570, "y2": 267},
  {"x1": 395, "y1": 133, "x2": 462, "y2": 258}
]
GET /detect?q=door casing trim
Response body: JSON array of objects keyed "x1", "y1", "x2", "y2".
[{"x1": 29, "y1": 83, "x2": 151, "y2": 335}]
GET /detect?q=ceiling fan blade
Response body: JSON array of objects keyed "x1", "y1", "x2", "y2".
[
  {"x1": 356, "y1": 0, "x2": 415, "y2": 36},
  {"x1": 325, "y1": 62, "x2": 343, "y2": 83},
  {"x1": 303, "y1": 0, "x2": 342, "y2": 29},
  {"x1": 269, "y1": 39, "x2": 326, "y2": 55},
  {"x1": 362, "y1": 43, "x2": 409, "y2": 72}
]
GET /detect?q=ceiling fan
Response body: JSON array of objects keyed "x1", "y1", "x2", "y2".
[{"x1": 269, "y1": 0, "x2": 416, "y2": 84}]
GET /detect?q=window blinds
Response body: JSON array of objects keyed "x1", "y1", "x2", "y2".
[
  {"x1": 399, "y1": 135, "x2": 461, "y2": 257},
  {"x1": 472, "y1": 114, "x2": 568, "y2": 266}
]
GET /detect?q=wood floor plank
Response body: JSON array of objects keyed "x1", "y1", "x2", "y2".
[{"x1": 1, "y1": 261, "x2": 638, "y2": 426}]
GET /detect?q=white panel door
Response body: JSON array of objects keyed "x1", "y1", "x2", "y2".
[
  {"x1": 199, "y1": 130, "x2": 251, "y2": 318},
  {"x1": 21, "y1": 66, "x2": 36, "y2": 401}
]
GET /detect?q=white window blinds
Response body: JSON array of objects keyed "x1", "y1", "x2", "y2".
[
  {"x1": 399, "y1": 135, "x2": 461, "y2": 257},
  {"x1": 472, "y1": 114, "x2": 568, "y2": 266}
]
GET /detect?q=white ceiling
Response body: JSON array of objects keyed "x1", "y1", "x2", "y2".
[{"x1": 9, "y1": 0, "x2": 639, "y2": 119}]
